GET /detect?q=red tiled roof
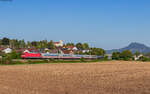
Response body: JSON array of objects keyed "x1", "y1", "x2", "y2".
[
  {"x1": 53, "y1": 42, "x2": 60, "y2": 44},
  {"x1": 15, "y1": 48, "x2": 27, "y2": 53},
  {"x1": 62, "y1": 50, "x2": 73, "y2": 54},
  {"x1": 0, "y1": 47, "x2": 6, "y2": 50},
  {"x1": 65, "y1": 46, "x2": 75, "y2": 49}
]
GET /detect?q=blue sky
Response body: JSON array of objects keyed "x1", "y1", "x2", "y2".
[{"x1": 0, "y1": 0, "x2": 150, "y2": 50}]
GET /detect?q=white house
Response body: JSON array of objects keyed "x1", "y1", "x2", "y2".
[
  {"x1": 3, "y1": 48, "x2": 12, "y2": 54},
  {"x1": 53, "y1": 40, "x2": 63, "y2": 47},
  {"x1": 72, "y1": 47, "x2": 78, "y2": 51},
  {"x1": 66, "y1": 46, "x2": 78, "y2": 51},
  {"x1": 82, "y1": 50, "x2": 90, "y2": 53},
  {"x1": 134, "y1": 54, "x2": 143, "y2": 60}
]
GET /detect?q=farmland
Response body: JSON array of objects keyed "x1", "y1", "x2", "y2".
[{"x1": 0, "y1": 61, "x2": 150, "y2": 94}]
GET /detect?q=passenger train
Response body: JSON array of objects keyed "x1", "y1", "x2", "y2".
[{"x1": 21, "y1": 52, "x2": 103, "y2": 59}]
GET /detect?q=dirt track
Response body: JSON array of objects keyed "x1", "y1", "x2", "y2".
[{"x1": 0, "y1": 61, "x2": 150, "y2": 94}]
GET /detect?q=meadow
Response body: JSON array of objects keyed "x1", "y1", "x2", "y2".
[{"x1": 0, "y1": 61, "x2": 150, "y2": 94}]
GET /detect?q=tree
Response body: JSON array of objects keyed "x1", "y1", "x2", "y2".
[
  {"x1": 139, "y1": 56, "x2": 149, "y2": 61},
  {"x1": 4, "y1": 50, "x2": 22, "y2": 59},
  {"x1": 9, "y1": 51, "x2": 17, "y2": 59},
  {"x1": 31, "y1": 41, "x2": 38, "y2": 47},
  {"x1": 120, "y1": 50, "x2": 133, "y2": 60},
  {"x1": 134, "y1": 51, "x2": 141, "y2": 57},
  {"x1": 9, "y1": 39, "x2": 15, "y2": 48},
  {"x1": 82, "y1": 43, "x2": 89, "y2": 50},
  {"x1": 2, "y1": 37, "x2": 10, "y2": 45},
  {"x1": 2, "y1": 53, "x2": 13, "y2": 64},
  {"x1": 90, "y1": 48, "x2": 105, "y2": 56},
  {"x1": 19, "y1": 39, "x2": 26, "y2": 48},
  {"x1": 66, "y1": 43, "x2": 75, "y2": 46},
  {"x1": 13, "y1": 39, "x2": 20, "y2": 49},
  {"x1": 0, "y1": 40, "x2": 2, "y2": 46},
  {"x1": 42, "y1": 40, "x2": 48, "y2": 48},
  {"x1": 47, "y1": 40, "x2": 55, "y2": 49},
  {"x1": 145, "y1": 52, "x2": 150, "y2": 58},
  {"x1": 27, "y1": 41, "x2": 32, "y2": 48},
  {"x1": 98, "y1": 48, "x2": 105, "y2": 56},
  {"x1": 112, "y1": 52, "x2": 121, "y2": 60},
  {"x1": 76, "y1": 43, "x2": 83, "y2": 50}
]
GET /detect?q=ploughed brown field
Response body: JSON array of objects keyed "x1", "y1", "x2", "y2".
[{"x1": 0, "y1": 61, "x2": 150, "y2": 94}]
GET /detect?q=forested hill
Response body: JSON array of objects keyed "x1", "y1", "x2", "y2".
[{"x1": 106, "y1": 42, "x2": 150, "y2": 54}]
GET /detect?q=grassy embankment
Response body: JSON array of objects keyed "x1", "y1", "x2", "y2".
[{"x1": 0, "y1": 59, "x2": 109, "y2": 65}]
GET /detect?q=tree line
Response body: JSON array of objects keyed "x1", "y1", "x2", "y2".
[
  {"x1": 0, "y1": 37, "x2": 106, "y2": 56},
  {"x1": 0, "y1": 38, "x2": 91, "y2": 50},
  {"x1": 112, "y1": 50, "x2": 133, "y2": 61},
  {"x1": 112, "y1": 50, "x2": 150, "y2": 61}
]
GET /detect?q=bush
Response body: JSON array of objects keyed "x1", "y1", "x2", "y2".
[
  {"x1": 49, "y1": 58, "x2": 55, "y2": 62},
  {"x1": 112, "y1": 50, "x2": 133, "y2": 61},
  {"x1": 9, "y1": 51, "x2": 22, "y2": 59},
  {"x1": 0, "y1": 55, "x2": 12, "y2": 65},
  {"x1": 80, "y1": 57, "x2": 85, "y2": 62},
  {"x1": 112, "y1": 52, "x2": 121, "y2": 60},
  {"x1": 139, "y1": 56, "x2": 149, "y2": 62},
  {"x1": 104, "y1": 56, "x2": 108, "y2": 60},
  {"x1": 11, "y1": 61, "x2": 24, "y2": 65},
  {"x1": 120, "y1": 50, "x2": 133, "y2": 61},
  {"x1": 0, "y1": 58, "x2": 5, "y2": 64},
  {"x1": 43, "y1": 59, "x2": 49, "y2": 63}
]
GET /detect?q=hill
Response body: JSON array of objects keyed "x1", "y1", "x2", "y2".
[{"x1": 106, "y1": 42, "x2": 150, "y2": 54}]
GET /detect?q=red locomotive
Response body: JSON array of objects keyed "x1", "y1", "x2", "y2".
[{"x1": 21, "y1": 52, "x2": 41, "y2": 59}]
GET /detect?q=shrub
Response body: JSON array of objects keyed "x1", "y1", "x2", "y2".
[
  {"x1": 112, "y1": 52, "x2": 121, "y2": 60},
  {"x1": 43, "y1": 59, "x2": 49, "y2": 63},
  {"x1": 104, "y1": 56, "x2": 108, "y2": 60},
  {"x1": 80, "y1": 57, "x2": 85, "y2": 62},
  {"x1": 139, "y1": 56, "x2": 149, "y2": 62},
  {"x1": 120, "y1": 50, "x2": 133, "y2": 61},
  {"x1": 112, "y1": 50, "x2": 133, "y2": 61},
  {"x1": 0, "y1": 55, "x2": 12, "y2": 65},
  {"x1": 49, "y1": 58, "x2": 55, "y2": 62}
]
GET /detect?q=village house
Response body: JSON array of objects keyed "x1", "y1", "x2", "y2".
[
  {"x1": 82, "y1": 50, "x2": 90, "y2": 53},
  {"x1": 65, "y1": 46, "x2": 78, "y2": 51},
  {"x1": 53, "y1": 40, "x2": 63, "y2": 47},
  {"x1": 3, "y1": 48, "x2": 12, "y2": 54},
  {"x1": 134, "y1": 54, "x2": 143, "y2": 60},
  {"x1": 61, "y1": 50, "x2": 74, "y2": 54},
  {"x1": 0, "y1": 47, "x2": 6, "y2": 51},
  {"x1": 15, "y1": 48, "x2": 27, "y2": 53},
  {"x1": 60, "y1": 46, "x2": 78, "y2": 54},
  {"x1": 49, "y1": 49, "x2": 59, "y2": 53},
  {"x1": 22, "y1": 48, "x2": 40, "y2": 53}
]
